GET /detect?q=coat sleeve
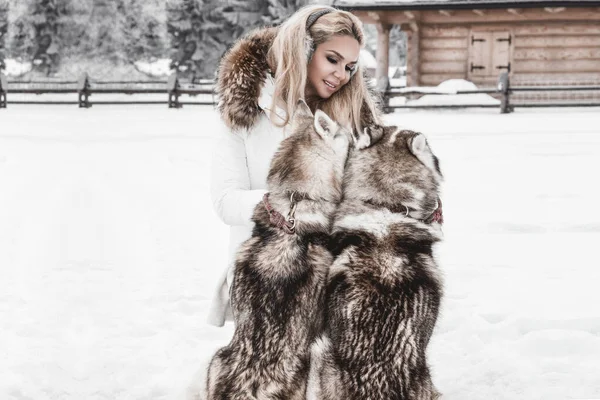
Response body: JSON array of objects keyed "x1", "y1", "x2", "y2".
[{"x1": 210, "y1": 125, "x2": 267, "y2": 226}]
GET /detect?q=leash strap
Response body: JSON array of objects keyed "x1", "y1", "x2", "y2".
[{"x1": 263, "y1": 193, "x2": 296, "y2": 234}]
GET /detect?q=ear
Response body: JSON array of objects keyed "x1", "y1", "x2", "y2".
[
  {"x1": 353, "y1": 128, "x2": 371, "y2": 149},
  {"x1": 367, "y1": 125, "x2": 385, "y2": 146},
  {"x1": 409, "y1": 133, "x2": 427, "y2": 154},
  {"x1": 314, "y1": 109, "x2": 338, "y2": 138},
  {"x1": 295, "y1": 99, "x2": 313, "y2": 118},
  {"x1": 353, "y1": 125, "x2": 384, "y2": 150},
  {"x1": 409, "y1": 133, "x2": 437, "y2": 173}
]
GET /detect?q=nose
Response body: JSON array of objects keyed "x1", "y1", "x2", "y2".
[{"x1": 333, "y1": 64, "x2": 345, "y2": 81}]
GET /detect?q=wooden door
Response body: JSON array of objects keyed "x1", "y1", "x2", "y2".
[
  {"x1": 469, "y1": 32, "x2": 492, "y2": 77},
  {"x1": 492, "y1": 31, "x2": 511, "y2": 75},
  {"x1": 469, "y1": 30, "x2": 512, "y2": 79}
]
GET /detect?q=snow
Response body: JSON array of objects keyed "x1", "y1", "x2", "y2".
[
  {"x1": 1, "y1": 103, "x2": 600, "y2": 400},
  {"x1": 390, "y1": 77, "x2": 407, "y2": 87},
  {"x1": 393, "y1": 79, "x2": 500, "y2": 107},
  {"x1": 133, "y1": 59, "x2": 174, "y2": 78},
  {"x1": 406, "y1": 79, "x2": 482, "y2": 94},
  {"x1": 2, "y1": 59, "x2": 33, "y2": 77},
  {"x1": 359, "y1": 49, "x2": 377, "y2": 69},
  {"x1": 359, "y1": 51, "x2": 402, "y2": 80}
]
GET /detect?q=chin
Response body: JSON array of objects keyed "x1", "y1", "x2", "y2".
[{"x1": 318, "y1": 87, "x2": 335, "y2": 99}]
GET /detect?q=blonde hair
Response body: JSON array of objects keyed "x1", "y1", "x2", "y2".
[{"x1": 267, "y1": 5, "x2": 381, "y2": 133}]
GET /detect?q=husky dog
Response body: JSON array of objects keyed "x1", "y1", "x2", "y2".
[
  {"x1": 309, "y1": 127, "x2": 443, "y2": 400},
  {"x1": 206, "y1": 102, "x2": 351, "y2": 400}
]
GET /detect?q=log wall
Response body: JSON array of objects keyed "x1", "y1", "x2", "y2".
[{"x1": 368, "y1": 7, "x2": 600, "y2": 101}]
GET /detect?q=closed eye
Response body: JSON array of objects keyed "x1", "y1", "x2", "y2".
[{"x1": 327, "y1": 56, "x2": 356, "y2": 73}]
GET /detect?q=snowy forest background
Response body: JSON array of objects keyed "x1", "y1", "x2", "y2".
[{"x1": 0, "y1": 0, "x2": 406, "y2": 81}]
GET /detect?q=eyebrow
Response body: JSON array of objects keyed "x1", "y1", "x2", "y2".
[{"x1": 327, "y1": 50, "x2": 358, "y2": 65}]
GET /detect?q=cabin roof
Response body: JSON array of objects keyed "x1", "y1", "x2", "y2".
[{"x1": 333, "y1": 0, "x2": 600, "y2": 11}]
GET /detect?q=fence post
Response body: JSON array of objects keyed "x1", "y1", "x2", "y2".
[
  {"x1": 78, "y1": 73, "x2": 91, "y2": 108},
  {"x1": 498, "y1": 72, "x2": 512, "y2": 114},
  {"x1": 167, "y1": 74, "x2": 181, "y2": 108},
  {"x1": 376, "y1": 76, "x2": 391, "y2": 113},
  {"x1": 0, "y1": 72, "x2": 7, "y2": 108}
]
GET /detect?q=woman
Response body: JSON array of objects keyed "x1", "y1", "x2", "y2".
[{"x1": 207, "y1": 5, "x2": 382, "y2": 327}]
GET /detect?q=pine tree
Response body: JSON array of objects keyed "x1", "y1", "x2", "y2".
[
  {"x1": 195, "y1": 0, "x2": 262, "y2": 79},
  {"x1": 262, "y1": 0, "x2": 311, "y2": 26},
  {"x1": 140, "y1": 0, "x2": 167, "y2": 60},
  {"x1": 121, "y1": 0, "x2": 167, "y2": 63},
  {"x1": 6, "y1": 0, "x2": 29, "y2": 60},
  {"x1": 120, "y1": 0, "x2": 142, "y2": 62},
  {"x1": 57, "y1": 0, "x2": 91, "y2": 59},
  {"x1": 6, "y1": 0, "x2": 70, "y2": 75},
  {"x1": 390, "y1": 25, "x2": 406, "y2": 67},
  {"x1": 85, "y1": 0, "x2": 125, "y2": 63},
  {"x1": 167, "y1": 0, "x2": 278, "y2": 80},
  {"x1": 166, "y1": 0, "x2": 198, "y2": 78},
  {"x1": 0, "y1": 0, "x2": 8, "y2": 70}
]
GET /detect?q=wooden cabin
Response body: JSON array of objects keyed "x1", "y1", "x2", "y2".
[{"x1": 335, "y1": 0, "x2": 600, "y2": 103}]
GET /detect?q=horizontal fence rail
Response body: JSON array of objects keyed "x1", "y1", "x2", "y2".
[
  {"x1": 0, "y1": 73, "x2": 215, "y2": 109},
  {"x1": 1, "y1": 72, "x2": 600, "y2": 113},
  {"x1": 382, "y1": 73, "x2": 600, "y2": 113}
]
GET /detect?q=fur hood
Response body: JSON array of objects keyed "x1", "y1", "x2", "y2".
[
  {"x1": 216, "y1": 27, "x2": 278, "y2": 132},
  {"x1": 216, "y1": 26, "x2": 382, "y2": 133}
]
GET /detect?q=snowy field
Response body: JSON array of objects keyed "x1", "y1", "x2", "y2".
[{"x1": 1, "y1": 104, "x2": 599, "y2": 400}]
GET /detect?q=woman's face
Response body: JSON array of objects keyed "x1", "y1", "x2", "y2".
[{"x1": 306, "y1": 34, "x2": 360, "y2": 100}]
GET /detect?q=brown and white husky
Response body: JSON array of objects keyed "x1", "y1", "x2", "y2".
[
  {"x1": 206, "y1": 102, "x2": 351, "y2": 400},
  {"x1": 309, "y1": 126, "x2": 444, "y2": 400}
]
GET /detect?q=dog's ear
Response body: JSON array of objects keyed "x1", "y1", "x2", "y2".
[
  {"x1": 295, "y1": 99, "x2": 313, "y2": 118},
  {"x1": 353, "y1": 128, "x2": 371, "y2": 149},
  {"x1": 353, "y1": 125, "x2": 385, "y2": 150},
  {"x1": 314, "y1": 109, "x2": 338, "y2": 138},
  {"x1": 368, "y1": 125, "x2": 385, "y2": 146},
  {"x1": 409, "y1": 133, "x2": 438, "y2": 173}
]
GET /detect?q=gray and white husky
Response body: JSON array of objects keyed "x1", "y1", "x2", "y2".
[
  {"x1": 206, "y1": 102, "x2": 351, "y2": 400},
  {"x1": 309, "y1": 127, "x2": 444, "y2": 400}
]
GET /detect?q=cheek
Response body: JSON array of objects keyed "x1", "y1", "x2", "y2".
[
  {"x1": 307, "y1": 60, "x2": 318, "y2": 83},
  {"x1": 310, "y1": 56, "x2": 331, "y2": 79}
]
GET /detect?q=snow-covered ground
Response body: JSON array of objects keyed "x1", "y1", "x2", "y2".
[{"x1": 1, "y1": 104, "x2": 599, "y2": 400}]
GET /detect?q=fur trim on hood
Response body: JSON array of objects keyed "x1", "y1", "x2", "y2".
[
  {"x1": 216, "y1": 27, "x2": 278, "y2": 132},
  {"x1": 216, "y1": 26, "x2": 382, "y2": 134}
]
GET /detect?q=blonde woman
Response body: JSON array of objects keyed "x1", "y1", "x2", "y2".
[{"x1": 207, "y1": 5, "x2": 382, "y2": 328}]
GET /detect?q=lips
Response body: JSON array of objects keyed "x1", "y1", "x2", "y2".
[{"x1": 324, "y1": 80, "x2": 339, "y2": 90}]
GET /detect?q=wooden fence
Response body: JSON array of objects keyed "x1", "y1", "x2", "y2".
[
  {"x1": 2, "y1": 72, "x2": 600, "y2": 113},
  {"x1": 383, "y1": 73, "x2": 600, "y2": 113},
  {"x1": 0, "y1": 74, "x2": 214, "y2": 108}
]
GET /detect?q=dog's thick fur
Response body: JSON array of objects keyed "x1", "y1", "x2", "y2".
[
  {"x1": 206, "y1": 103, "x2": 351, "y2": 400},
  {"x1": 310, "y1": 127, "x2": 444, "y2": 400}
]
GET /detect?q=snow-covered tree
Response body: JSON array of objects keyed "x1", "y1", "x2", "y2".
[
  {"x1": 59, "y1": 0, "x2": 92, "y2": 59},
  {"x1": 261, "y1": 0, "x2": 311, "y2": 26},
  {"x1": 5, "y1": 0, "x2": 71, "y2": 75},
  {"x1": 120, "y1": 0, "x2": 167, "y2": 63},
  {"x1": 0, "y1": 0, "x2": 8, "y2": 69},
  {"x1": 363, "y1": 23, "x2": 407, "y2": 68},
  {"x1": 167, "y1": 0, "x2": 312, "y2": 80},
  {"x1": 140, "y1": 1, "x2": 168, "y2": 60},
  {"x1": 84, "y1": 0, "x2": 125, "y2": 63}
]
